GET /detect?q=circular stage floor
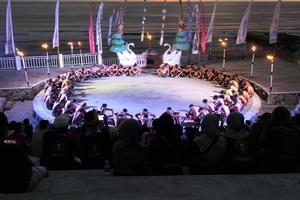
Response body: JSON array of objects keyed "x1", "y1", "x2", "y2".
[{"x1": 33, "y1": 74, "x2": 261, "y2": 123}]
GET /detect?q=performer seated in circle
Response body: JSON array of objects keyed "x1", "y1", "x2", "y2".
[
  {"x1": 98, "y1": 103, "x2": 114, "y2": 117},
  {"x1": 198, "y1": 106, "x2": 210, "y2": 121},
  {"x1": 135, "y1": 108, "x2": 156, "y2": 127},
  {"x1": 131, "y1": 64, "x2": 142, "y2": 76},
  {"x1": 72, "y1": 107, "x2": 86, "y2": 126},
  {"x1": 106, "y1": 64, "x2": 119, "y2": 77},
  {"x1": 84, "y1": 68, "x2": 94, "y2": 79},
  {"x1": 164, "y1": 107, "x2": 180, "y2": 124},
  {"x1": 62, "y1": 99, "x2": 77, "y2": 116},
  {"x1": 157, "y1": 63, "x2": 169, "y2": 77},
  {"x1": 203, "y1": 99, "x2": 215, "y2": 113},
  {"x1": 45, "y1": 93, "x2": 56, "y2": 110},
  {"x1": 52, "y1": 100, "x2": 65, "y2": 117},
  {"x1": 170, "y1": 64, "x2": 183, "y2": 78},
  {"x1": 117, "y1": 108, "x2": 133, "y2": 118},
  {"x1": 115, "y1": 108, "x2": 133, "y2": 125},
  {"x1": 182, "y1": 65, "x2": 194, "y2": 78},
  {"x1": 186, "y1": 104, "x2": 199, "y2": 121}
]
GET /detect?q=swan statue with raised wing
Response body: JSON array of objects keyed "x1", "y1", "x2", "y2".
[
  {"x1": 162, "y1": 43, "x2": 182, "y2": 66},
  {"x1": 116, "y1": 43, "x2": 137, "y2": 67}
]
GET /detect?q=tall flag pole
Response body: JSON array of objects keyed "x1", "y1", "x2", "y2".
[
  {"x1": 52, "y1": 0, "x2": 60, "y2": 54},
  {"x1": 5, "y1": 0, "x2": 15, "y2": 55},
  {"x1": 96, "y1": 0, "x2": 104, "y2": 65},
  {"x1": 206, "y1": 0, "x2": 217, "y2": 60},
  {"x1": 140, "y1": 0, "x2": 147, "y2": 42},
  {"x1": 89, "y1": 3, "x2": 95, "y2": 54},
  {"x1": 159, "y1": 0, "x2": 167, "y2": 46},
  {"x1": 200, "y1": 0, "x2": 206, "y2": 54},
  {"x1": 108, "y1": 9, "x2": 115, "y2": 45},
  {"x1": 270, "y1": 0, "x2": 281, "y2": 54},
  {"x1": 236, "y1": 0, "x2": 252, "y2": 45}
]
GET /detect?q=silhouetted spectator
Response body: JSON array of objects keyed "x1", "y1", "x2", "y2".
[
  {"x1": 0, "y1": 113, "x2": 47, "y2": 193},
  {"x1": 31, "y1": 120, "x2": 49, "y2": 159},
  {"x1": 222, "y1": 112, "x2": 257, "y2": 173},
  {"x1": 190, "y1": 114, "x2": 227, "y2": 174},
  {"x1": 259, "y1": 106, "x2": 298, "y2": 173},
  {"x1": 113, "y1": 119, "x2": 147, "y2": 175},
  {"x1": 148, "y1": 113, "x2": 183, "y2": 175},
  {"x1": 23, "y1": 119, "x2": 33, "y2": 143}
]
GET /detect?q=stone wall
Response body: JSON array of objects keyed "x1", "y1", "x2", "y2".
[
  {"x1": 268, "y1": 92, "x2": 300, "y2": 105},
  {"x1": 0, "y1": 80, "x2": 46, "y2": 100}
]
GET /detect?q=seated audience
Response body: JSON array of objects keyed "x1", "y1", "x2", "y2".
[
  {"x1": 190, "y1": 114, "x2": 227, "y2": 174},
  {"x1": 148, "y1": 113, "x2": 183, "y2": 175},
  {"x1": 113, "y1": 119, "x2": 147, "y2": 175},
  {"x1": 0, "y1": 112, "x2": 47, "y2": 193}
]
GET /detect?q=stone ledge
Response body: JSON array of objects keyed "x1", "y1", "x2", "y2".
[{"x1": 1, "y1": 170, "x2": 300, "y2": 200}]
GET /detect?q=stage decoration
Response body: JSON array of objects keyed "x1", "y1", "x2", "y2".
[
  {"x1": 89, "y1": 4, "x2": 95, "y2": 54},
  {"x1": 108, "y1": 9, "x2": 115, "y2": 45},
  {"x1": 96, "y1": 0, "x2": 104, "y2": 64},
  {"x1": 140, "y1": 0, "x2": 147, "y2": 42},
  {"x1": 187, "y1": 0, "x2": 193, "y2": 43},
  {"x1": 206, "y1": 0, "x2": 217, "y2": 60},
  {"x1": 200, "y1": 0, "x2": 206, "y2": 54},
  {"x1": 236, "y1": 0, "x2": 252, "y2": 45},
  {"x1": 270, "y1": 0, "x2": 281, "y2": 44},
  {"x1": 52, "y1": 0, "x2": 59, "y2": 51},
  {"x1": 5, "y1": 0, "x2": 15, "y2": 55},
  {"x1": 110, "y1": 0, "x2": 137, "y2": 67},
  {"x1": 192, "y1": 4, "x2": 200, "y2": 54},
  {"x1": 163, "y1": 1, "x2": 190, "y2": 66},
  {"x1": 206, "y1": 0, "x2": 217, "y2": 43},
  {"x1": 173, "y1": 21, "x2": 190, "y2": 51},
  {"x1": 159, "y1": 0, "x2": 167, "y2": 45},
  {"x1": 109, "y1": 25, "x2": 126, "y2": 53}
]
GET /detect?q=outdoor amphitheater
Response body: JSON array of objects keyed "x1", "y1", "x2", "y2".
[{"x1": 1, "y1": 0, "x2": 300, "y2": 199}]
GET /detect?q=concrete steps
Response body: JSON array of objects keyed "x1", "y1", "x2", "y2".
[{"x1": 1, "y1": 170, "x2": 300, "y2": 199}]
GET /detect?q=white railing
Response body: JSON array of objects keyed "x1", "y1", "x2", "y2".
[
  {"x1": 0, "y1": 57, "x2": 17, "y2": 70},
  {"x1": 0, "y1": 53, "x2": 145, "y2": 70}
]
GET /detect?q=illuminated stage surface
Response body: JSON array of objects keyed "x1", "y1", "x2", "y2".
[{"x1": 33, "y1": 74, "x2": 261, "y2": 123}]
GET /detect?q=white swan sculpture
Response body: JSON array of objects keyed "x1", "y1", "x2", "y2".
[
  {"x1": 162, "y1": 43, "x2": 182, "y2": 66},
  {"x1": 116, "y1": 43, "x2": 137, "y2": 67}
]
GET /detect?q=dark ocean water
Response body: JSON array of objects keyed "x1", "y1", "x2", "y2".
[{"x1": 0, "y1": 2, "x2": 299, "y2": 56}]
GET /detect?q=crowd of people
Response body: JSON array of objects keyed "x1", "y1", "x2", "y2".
[
  {"x1": 43, "y1": 64, "x2": 142, "y2": 123},
  {"x1": 43, "y1": 64, "x2": 255, "y2": 129},
  {"x1": 1, "y1": 104, "x2": 300, "y2": 192},
  {"x1": 2, "y1": 64, "x2": 300, "y2": 193},
  {"x1": 157, "y1": 64, "x2": 255, "y2": 114}
]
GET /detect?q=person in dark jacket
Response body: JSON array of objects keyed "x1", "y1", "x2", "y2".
[
  {"x1": 148, "y1": 113, "x2": 183, "y2": 175},
  {"x1": 222, "y1": 112, "x2": 257, "y2": 173},
  {"x1": 259, "y1": 106, "x2": 298, "y2": 173},
  {"x1": 113, "y1": 119, "x2": 147, "y2": 175}
]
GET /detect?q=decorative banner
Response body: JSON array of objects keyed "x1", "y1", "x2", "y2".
[
  {"x1": 140, "y1": 0, "x2": 147, "y2": 42},
  {"x1": 187, "y1": 0, "x2": 193, "y2": 43},
  {"x1": 108, "y1": 9, "x2": 115, "y2": 45},
  {"x1": 200, "y1": 0, "x2": 206, "y2": 53},
  {"x1": 89, "y1": 13, "x2": 95, "y2": 54},
  {"x1": 206, "y1": 0, "x2": 217, "y2": 43},
  {"x1": 270, "y1": 0, "x2": 281, "y2": 44},
  {"x1": 96, "y1": 0, "x2": 104, "y2": 54},
  {"x1": 52, "y1": 0, "x2": 59, "y2": 49},
  {"x1": 117, "y1": 0, "x2": 127, "y2": 25},
  {"x1": 5, "y1": 0, "x2": 15, "y2": 55},
  {"x1": 236, "y1": 0, "x2": 252, "y2": 45},
  {"x1": 159, "y1": 0, "x2": 167, "y2": 45},
  {"x1": 192, "y1": 5, "x2": 200, "y2": 54}
]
